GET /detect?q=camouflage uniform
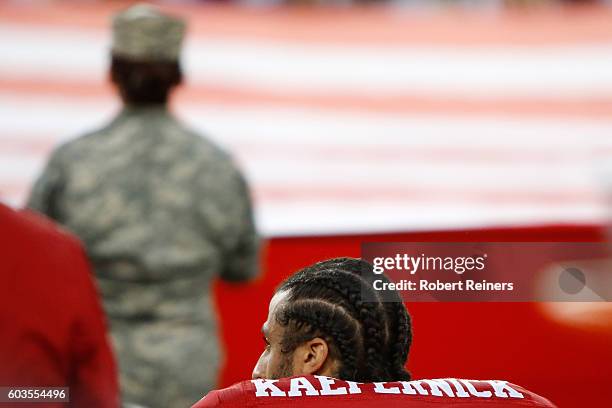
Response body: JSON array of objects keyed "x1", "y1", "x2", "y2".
[
  {"x1": 27, "y1": 105, "x2": 259, "y2": 407},
  {"x1": 29, "y1": 5, "x2": 259, "y2": 406}
]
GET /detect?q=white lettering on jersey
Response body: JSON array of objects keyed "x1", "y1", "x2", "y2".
[
  {"x1": 345, "y1": 380, "x2": 363, "y2": 394},
  {"x1": 251, "y1": 377, "x2": 527, "y2": 400},
  {"x1": 489, "y1": 381, "x2": 524, "y2": 398},
  {"x1": 460, "y1": 380, "x2": 492, "y2": 398},
  {"x1": 252, "y1": 379, "x2": 287, "y2": 397},
  {"x1": 374, "y1": 382, "x2": 401, "y2": 394},
  {"x1": 315, "y1": 376, "x2": 348, "y2": 396},
  {"x1": 399, "y1": 381, "x2": 429, "y2": 396},
  {"x1": 445, "y1": 379, "x2": 470, "y2": 398},
  {"x1": 421, "y1": 380, "x2": 456, "y2": 397},
  {"x1": 288, "y1": 377, "x2": 320, "y2": 397}
]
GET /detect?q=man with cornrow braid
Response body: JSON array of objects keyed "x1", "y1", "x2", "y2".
[
  {"x1": 275, "y1": 267, "x2": 391, "y2": 382},
  {"x1": 192, "y1": 258, "x2": 557, "y2": 408},
  {"x1": 301, "y1": 257, "x2": 412, "y2": 381}
]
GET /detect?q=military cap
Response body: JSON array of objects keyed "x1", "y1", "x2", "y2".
[{"x1": 111, "y1": 3, "x2": 186, "y2": 62}]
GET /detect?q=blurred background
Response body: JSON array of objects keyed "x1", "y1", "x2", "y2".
[{"x1": 1, "y1": 0, "x2": 611, "y2": 407}]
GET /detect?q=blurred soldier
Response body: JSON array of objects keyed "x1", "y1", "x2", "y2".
[
  {"x1": 0, "y1": 203, "x2": 119, "y2": 408},
  {"x1": 27, "y1": 4, "x2": 259, "y2": 408}
]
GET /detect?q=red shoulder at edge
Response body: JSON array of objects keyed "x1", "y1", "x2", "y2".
[
  {"x1": 0, "y1": 204, "x2": 81, "y2": 250},
  {"x1": 18, "y1": 207, "x2": 80, "y2": 245}
]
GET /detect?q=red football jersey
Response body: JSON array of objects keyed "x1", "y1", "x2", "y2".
[
  {"x1": 0, "y1": 204, "x2": 119, "y2": 408},
  {"x1": 192, "y1": 375, "x2": 556, "y2": 408}
]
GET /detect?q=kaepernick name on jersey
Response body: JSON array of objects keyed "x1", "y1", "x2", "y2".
[{"x1": 253, "y1": 375, "x2": 525, "y2": 399}]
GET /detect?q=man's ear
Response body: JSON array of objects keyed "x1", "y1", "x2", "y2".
[{"x1": 293, "y1": 337, "x2": 330, "y2": 376}]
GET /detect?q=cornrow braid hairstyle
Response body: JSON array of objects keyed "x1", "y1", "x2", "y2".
[
  {"x1": 277, "y1": 267, "x2": 393, "y2": 382},
  {"x1": 300, "y1": 257, "x2": 412, "y2": 381},
  {"x1": 277, "y1": 298, "x2": 362, "y2": 380}
]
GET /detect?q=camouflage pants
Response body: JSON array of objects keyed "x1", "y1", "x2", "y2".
[{"x1": 111, "y1": 320, "x2": 221, "y2": 408}]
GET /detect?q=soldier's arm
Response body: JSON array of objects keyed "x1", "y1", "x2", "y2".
[
  {"x1": 27, "y1": 151, "x2": 65, "y2": 220},
  {"x1": 219, "y1": 170, "x2": 260, "y2": 283}
]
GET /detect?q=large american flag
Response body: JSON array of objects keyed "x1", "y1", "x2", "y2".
[{"x1": 2, "y1": 2, "x2": 612, "y2": 236}]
